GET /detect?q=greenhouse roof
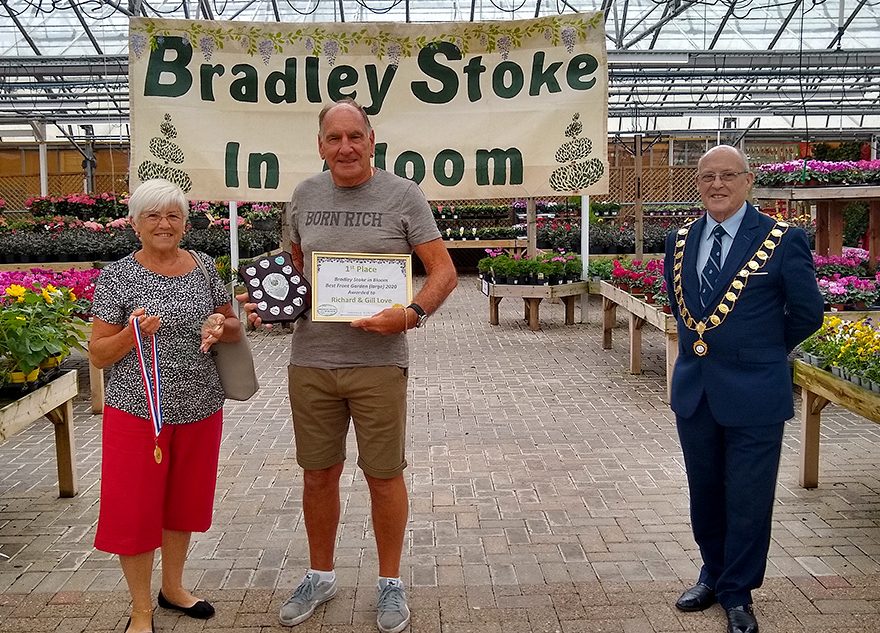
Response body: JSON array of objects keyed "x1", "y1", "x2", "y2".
[{"x1": 1, "y1": 0, "x2": 879, "y2": 142}]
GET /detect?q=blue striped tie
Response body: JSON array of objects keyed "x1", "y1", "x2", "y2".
[{"x1": 700, "y1": 225, "x2": 726, "y2": 308}]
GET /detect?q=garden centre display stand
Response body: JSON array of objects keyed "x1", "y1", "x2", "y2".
[
  {"x1": 444, "y1": 239, "x2": 525, "y2": 256},
  {"x1": 793, "y1": 360, "x2": 880, "y2": 489},
  {"x1": 752, "y1": 185, "x2": 880, "y2": 268},
  {"x1": 485, "y1": 280, "x2": 588, "y2": 331},
  {"x1": 0, "y1": 369, "x2": 78, "y2": 497},
  {"x1": 599, "y1": 281, "x2": 678, "y2": 401}
]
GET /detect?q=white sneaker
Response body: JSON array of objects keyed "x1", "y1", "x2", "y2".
[
  {"x1": 376, "y1": 578, "x2": 410, "y2": 633},
  {"x1": 278, "y1": 572, "x2": 338, "y2": 627}
]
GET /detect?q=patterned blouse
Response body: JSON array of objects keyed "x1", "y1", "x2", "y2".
[{"x1": 90, "y1": 251, "x2": 230, "y2": 424}]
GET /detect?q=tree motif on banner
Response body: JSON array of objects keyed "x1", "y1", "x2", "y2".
[
  {"x1": 549, "y1": 113, "x2": 604, "y2": 192},
  {"x1": 137, "y1": 114, "x2": 193, "y2": 192}
]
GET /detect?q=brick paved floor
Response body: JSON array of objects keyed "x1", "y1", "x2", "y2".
[{"x1": 2, "y1": 275, "x2": 880, "y2": 632}]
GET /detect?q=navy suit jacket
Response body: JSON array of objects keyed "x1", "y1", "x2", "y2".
[{"x1": 663, "y1": 204, "x2": 824, "y2": 426}]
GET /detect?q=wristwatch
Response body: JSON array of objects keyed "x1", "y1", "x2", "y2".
[{"x1": 407, "y1": 302, "x2": 429, "y2": 328}]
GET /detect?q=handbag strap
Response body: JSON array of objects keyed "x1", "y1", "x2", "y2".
[{"x1": 189, "y1": 250, "x2": 212, "y2": 287}]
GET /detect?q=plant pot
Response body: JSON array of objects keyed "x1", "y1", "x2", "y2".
[
  {"x1": 8, "y1": 368, "x2": 40, "y2": 384},
  {"x1": 830, "y1": 365, "x2": 843, "y2": 378},
  {"x1": 644, "y1": 294, "x2": 655, "y2": 304},
  {"x1": 871, "y1": 380, "x2": 880, "y2": 394},
  {"x1": 251, "y1": 218, "x2": 277, "y2": 232},
  {"x1": 830, "y1": 303, "x2": 846, "y2": 312},
  {"x1": 39, "y1": 353, "x2": 67, "y2": 370},
  {"x1": 661, "y1": 305, "x2": 672, "y2": 314},
  {"x1": 190, "y1": 215, "x2": 210, "y2": 229}
]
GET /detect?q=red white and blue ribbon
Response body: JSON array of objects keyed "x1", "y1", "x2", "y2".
[{"x1": 130, "y1": 316, "x2": 164, "y2": 463}]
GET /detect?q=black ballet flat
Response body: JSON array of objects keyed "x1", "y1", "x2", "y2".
[{"x1": 157, "y1": 589, "x2": 215, "y2": 619}]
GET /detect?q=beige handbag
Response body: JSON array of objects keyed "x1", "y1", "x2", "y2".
[{"x1": 190, "y1": 251, "x2": 259, "y2": 401}]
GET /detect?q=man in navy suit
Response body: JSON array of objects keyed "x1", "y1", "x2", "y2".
[{"x1": 663, "y1": 145, "x2": 824, "y2": 633}]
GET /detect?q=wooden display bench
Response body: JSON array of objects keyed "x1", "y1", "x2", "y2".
[
  {"x1": 0, "y1": 369, "x2": 79, "y2": 497},
  {"x1": 752, "y1": 185, "x2": 880, "y2": 268},
  {"x1": 793, "y1": 360, "x2": 880, "y2": 489},
  {"x1": 444, "y1": 238, "x2": 525, "y2": 255},
  {"x1": 599, "y1": 281, "x2": 678, "y2": 400},
  {"x1": 485, "y1": 280, "x2": 589, "y2": 331}
]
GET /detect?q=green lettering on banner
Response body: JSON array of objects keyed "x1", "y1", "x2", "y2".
[
  {"x1": 394, "y1": 151, "x2": 426, "y2": 184},
  {"x1": 328, "y1": 65, "x2": 358, "y2": 101},
  {"x1": 528, "y1": 52, "x2": 563, "y2": 96},
  {"x1": 363, "y1": 65, "x2": 397, "y2": 115},
  {"x1": 144, "y1": 36, "x2": 193, "y2": 97},
  {"x1": 265, "y1": 58, "x2": 297, "y2": 104},
  {"x1": 567, "y1": 54, "x2": 598, "y2": 90},
  {"x1": 225, "y1": 142, "x2": 240, "y2": 187},
  {"x1": 433, "y1": 150, "x2": 465, "y2": 186},
  {"x1": 411, "y1": 42, "x2": 461, "y2": 104},
  {"x1": 463, "y1": 56, "x2": 487, "y2": 102},
  {"x1": 374, "y1": 142, "x2": 388, "y2": 170},
  {"x1": 305, "y1": 57, "x2": 322, "y2": 103},
  {"x1": 247, "y1": 153, "x2": 280, "y2": 189},
  {"x1": 200, "y1": 64, "x2": 225, "y2": 101},
  {"x1": 230, "y1": 64, "x2": 259, "y2": 103},
  {"x1": 491, "y1": 61, "x2": 524, "y2": 99},
  {"x1": 476, "y1": 148, "x2": 523, "y2": 185}
]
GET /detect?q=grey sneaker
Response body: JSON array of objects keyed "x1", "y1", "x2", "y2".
[
  {"x1": 376, "y1": 579, "x2": 410, "y2": 633},
  {"x1": 278, "y1": 572, "x2": 338, "y2": 627}
]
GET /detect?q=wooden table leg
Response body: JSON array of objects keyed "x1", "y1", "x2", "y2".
[
  {"x1": 525, "y1": 298, "x2": 542, "y2": 331},
  {"x1": 815, "y1": 200, "x2": 830, "y2": 255},
  {"x1": 602, "y1": 297, "x2": 616, "y2": 349},
  {"x1": 562, "y1": 296, "x2": 576, "y2": 325},
  {"x1": 799, "y1": 389, "x2": 829, "y2": 489},
  {"x1": 45, "y1": 400, "x2": 78, "y2": 498},
  {"x1": 868, "y1": 200, "x2": 879, "y2": 272},
  {"x1": 489, "y1": 296, "x2": 502, "y2": 325},
  {"x1": 578, "y1": 290, "x2": 587, "y2": 323},
  {"x1": 829, "y1": 200, "x2": 845, "y2": 257},
  {"x1": 629, "y1": 313, "x2": 644, "y2": 374},
  {"x1": 89, "y1": 361, "x2": 104, "y2": 414},
  {"x1": 665, "y1": 333, "x2": 678, "y2": 402}
]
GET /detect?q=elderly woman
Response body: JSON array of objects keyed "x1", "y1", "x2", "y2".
[{"x1": 89, "y1": 179, "x2": 240, "y2": 633}]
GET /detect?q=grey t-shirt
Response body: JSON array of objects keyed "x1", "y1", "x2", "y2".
[
  {"x1": 90, "y1": 251, "x2": 230, "y2": 423},
  {"x1": 287, "y1": 168, "x2": 441, "y2": 368}
]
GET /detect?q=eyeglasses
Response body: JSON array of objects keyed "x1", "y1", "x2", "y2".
[
  {"x1": 141, "y1": 211, "x2": 185, "y2": 224},
  {"x1": 697, "y1": 171, "x2": 749, "y2": 184}
]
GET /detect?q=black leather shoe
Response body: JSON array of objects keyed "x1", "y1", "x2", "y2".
[
  {"x1": 158, "y1": 590, "x2": 215, "y2": 619},
  {"x1": 726, "y1": 604, "x2": 758, "y2": 633},
  {"x1": 675, "y1": 583, "x2": 716, "y2": 611}
]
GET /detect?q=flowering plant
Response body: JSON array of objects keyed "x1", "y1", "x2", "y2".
[
  {"x1": 817, "y1": 275, "x2": 879, "y2": 306},
  {"x1": 0, "y1": 267, "x2": 100, "y2": 313},
  {"x1": 755, "y1": 160, "x2": 880, "y2": 187},
  {"x1": 802, "y1": 316, "x2": 880, "y2": 380},
  {"x1": 813, "y1": 247, "x2": 870, "y2": 278},
  {"x1": 0, "y1": 283, "x2": 88, "y2": 377},
  {"x1": 0, "y1": 198, "x2": 6, "y2": 212},
  {"x1": 244, "y1": 202, "x2": 281, "y2": 222}
]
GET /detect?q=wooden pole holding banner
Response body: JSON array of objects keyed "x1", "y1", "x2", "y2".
[
  {"x1": 527, "y1": 197, "x2": 537, "y2": 258},
  {"x1": 229, "y1": 201, "x2": 241, "y2": 316},
  {"x1": 581, "y1": 194, "x2": 590, "y2": 322}
]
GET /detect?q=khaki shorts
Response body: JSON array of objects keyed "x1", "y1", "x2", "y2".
[{"x1": 288, "y1": 365, "x2": 408, "y2": 478}]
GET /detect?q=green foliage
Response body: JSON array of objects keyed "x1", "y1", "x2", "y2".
[
  {"x1": 587, "y1": 258, "x2": 613, "y2": 280},
  {"x1": 842, "y1": 202, "x2": 869, "y2": 247},
  {"x1": 812, "y1": 142, "x2": 861, "y2": 161}
]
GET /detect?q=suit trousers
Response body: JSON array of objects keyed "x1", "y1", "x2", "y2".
[{"x1": 676, "y1": 394, "x2": 785, "y2": 609}]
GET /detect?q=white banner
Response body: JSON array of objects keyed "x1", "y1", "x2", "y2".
[{"x1": 129, "y1": 15, "x2": 608, "y2": 201}]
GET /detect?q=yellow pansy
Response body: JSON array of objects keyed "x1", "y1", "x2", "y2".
[
  {"x1": 5, "y1": 284, "x2": 26, "y2": 299},
  {"x1": 41, "y1": 288, "x2": 54, "y2": 304}
]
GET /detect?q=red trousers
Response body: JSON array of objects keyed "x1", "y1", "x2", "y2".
[{"x1": 94, "y1": 406, "x2": 223, "y2": 556}]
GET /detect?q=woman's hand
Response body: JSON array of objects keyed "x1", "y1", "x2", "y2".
[
  {"x1": 200, "y1": 313, "x2": 226, "y2": 352},
  {"x1": 130, "y1": 307, "x2": 162, "y2": 335}
]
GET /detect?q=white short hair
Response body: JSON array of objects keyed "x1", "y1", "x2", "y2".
[{"x1": 127, "y1": 179, "x2": 189, "y2": 222}]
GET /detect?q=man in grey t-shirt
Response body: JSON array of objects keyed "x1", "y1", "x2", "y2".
[{"x1": 242, "y1": 98, "x2": 456, "y2": 633}]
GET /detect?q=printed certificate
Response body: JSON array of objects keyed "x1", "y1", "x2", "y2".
[{"x1": 311, "y1": 252, "x2": 413, "y2": 322}]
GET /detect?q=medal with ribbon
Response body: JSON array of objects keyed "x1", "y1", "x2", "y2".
[{"x1": 131, "y1": 316, "x2": 164, "y2": 464}]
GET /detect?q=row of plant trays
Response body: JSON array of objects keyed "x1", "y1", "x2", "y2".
[
  {"x1": 800, "y1": 353, "x2": 880, "y2": 394},
  {"x1": 0, "y1": 357, "x2": 67, "y2": 399},
  {"x1": 480, "y1": 273, "x2": 583, "y2": 286}
]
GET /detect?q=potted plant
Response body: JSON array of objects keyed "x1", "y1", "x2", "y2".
[
  {"x1": 0, "y1": 283, "x2": 88, "y2": 390},
  {"x1": 246, "y1": 203, "x2": 281, "y2": 231}
]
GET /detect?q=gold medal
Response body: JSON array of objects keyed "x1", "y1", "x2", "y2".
[
  {"x1": 154, "y1": 445, "x2": 162, "y2": 464},
  {"x1": 693, "y1": 339, "x2": 708, "y2": 356}
]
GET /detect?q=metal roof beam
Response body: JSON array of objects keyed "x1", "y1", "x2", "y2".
[{"x1": 828, "y1": 0, "x2": 869, "y2": 49}]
